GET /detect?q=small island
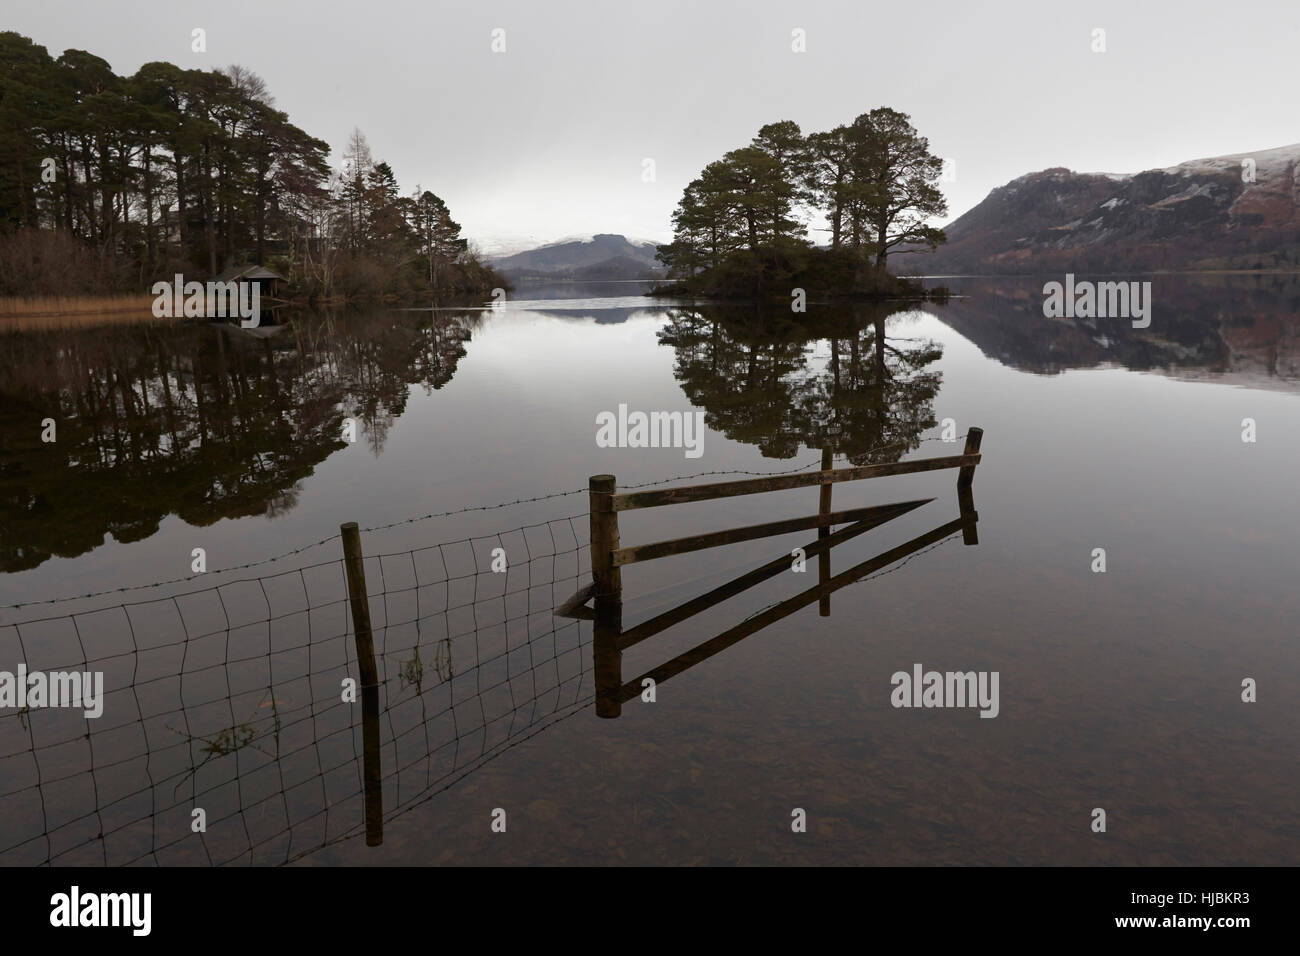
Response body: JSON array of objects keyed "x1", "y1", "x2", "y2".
[{"x1": 652, "y1": 108, "x2": 950, "y2": 303}]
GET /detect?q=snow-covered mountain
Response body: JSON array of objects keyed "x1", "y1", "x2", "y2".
[
  {"x1": 911, "y1": 144, "x2": 1300, "y2": 274},
  {"x1": 472, "y1": 233, "x2": 553, "y2": 259}
]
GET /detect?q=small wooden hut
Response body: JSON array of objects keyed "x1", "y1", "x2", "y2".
[{"x1": 213, "y1": 264, "x2": 284, "y2": 300}]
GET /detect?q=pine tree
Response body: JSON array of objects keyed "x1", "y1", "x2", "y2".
[
  {"x1": 412, "y1": 189, "x2": 466, "y2": 288},
  {"x1": 848, "y1": 108, "x2": 947, "y2": 269}
]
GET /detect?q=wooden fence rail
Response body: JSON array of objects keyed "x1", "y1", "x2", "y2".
[
  {"x1": 585, "y1": 427, "x2": 982, "y2": 601},
  {"x1": 610, "y1": 451, "x2": 980, "y2": 511},
  {"x1": 566, "y1": 428, "x2": 986, "y2": 717},
  {"x1": 606, "y1": 509, "x2": 977, "y2": 709},
  {"x1": 610, "y1": 498, "x2": 934, "y2": 567}
]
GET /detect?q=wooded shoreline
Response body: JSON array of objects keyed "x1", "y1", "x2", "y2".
[{"x1": 0, "y1": 32, "x2": 508, "y2": 304}]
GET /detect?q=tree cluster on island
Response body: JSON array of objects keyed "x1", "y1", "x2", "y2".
[
  {"x1": 0, "y1": 32, "x2": 504, "y2": 303},
  {"x1": 656, "y1": 108, "x2": 949, "y2": 300}
]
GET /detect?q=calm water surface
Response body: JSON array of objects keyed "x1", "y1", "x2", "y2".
[{"x1": 1, "y1": 275, "x2": 1296, "y2": 865}]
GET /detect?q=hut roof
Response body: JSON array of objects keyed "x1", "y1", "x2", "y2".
[{"x1": 214, "y1": 264, "x2": 284, "y2": 283}]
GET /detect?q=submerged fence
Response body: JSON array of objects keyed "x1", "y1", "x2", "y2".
[
  {"x1": 575, "y1": 429, "x2": 983, "y2": 718},
  {"x1": 0, "y1": 433, "x2": 982, "y2": 866},
  {"x1": 0, "y1": 513, "x2": 594, "y2": 866}
]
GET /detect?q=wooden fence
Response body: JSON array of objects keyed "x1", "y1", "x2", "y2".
[{"x1": 560, "y1": 428, "x2": 985, "y2": 717}]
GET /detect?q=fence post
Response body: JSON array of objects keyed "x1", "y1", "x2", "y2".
[
  {"x1": 818, "y1": 447, "x2": 833, "y2": 616},
  {"x1": 958, "y1": 484, "x2": 979, "y2": 546},
  {"x1": 341, "y1": 523, "x2": 379, "y2": 689},
  {"x1": 589, "y1": 476, "x2": 624, "y2": 718},
  {"x1": 340, "y1": 522, "x2": 383, "y2": 845},
  {"x1": 593, "y1": 612, "x2": 624, "y2": 719},
  {"x1": 957, "y1": 426, "x2": 983, "y2": 488},
  {"x1": 360, "y1": 675, "x2": 384, "y2": 846},
  {"x1": 589, "y1": 476, "x2": 621, "y2": 599}
]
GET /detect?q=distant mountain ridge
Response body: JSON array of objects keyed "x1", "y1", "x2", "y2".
[
  {"x1": 909, "y1": 144, "x2": 1300, "y2": 274},
  {"x1": 489, "y1": 233, "x2": 665, "y2": 279}
]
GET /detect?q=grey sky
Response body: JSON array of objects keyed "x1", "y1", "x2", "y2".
[{"x1": 10, "y1": 0, "x2": 1298, "y2": 252}]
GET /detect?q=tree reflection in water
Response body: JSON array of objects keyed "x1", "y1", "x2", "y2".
[
  {"x1": 657, "y1": 302, "x2": 943, "y2": 463},
  {"x1": 0, "y1": 309, "x2": 479, "y2": 572}
]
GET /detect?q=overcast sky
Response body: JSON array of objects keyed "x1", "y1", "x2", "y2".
[{"x1": 9, "y1": 0, "x2": 1299, "y2": 253}]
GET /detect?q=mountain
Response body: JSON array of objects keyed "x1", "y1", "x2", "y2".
[
  {"x1": 489, "y1": 233, "x2": 665, "y2": 278},
  {"x1": 568, "y1": 255, "x2": 663, "y2": 280},
  {"x1": 909, "y1": 144, "x2": 1300, "y2": 274}
]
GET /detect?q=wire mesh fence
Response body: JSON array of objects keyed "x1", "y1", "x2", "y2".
[{"x1": 0, "y1": 514, "x2": 592, "y2": 866}]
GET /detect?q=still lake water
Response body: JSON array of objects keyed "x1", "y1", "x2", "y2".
[{"x1": 0, "y1": 275, "x2": 1296, "y2": 865}]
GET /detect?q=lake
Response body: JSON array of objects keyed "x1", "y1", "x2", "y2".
[{"x1": 1, "y1": 274, "x2": 1296, "y2": 865}]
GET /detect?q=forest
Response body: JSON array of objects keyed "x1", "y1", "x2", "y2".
[
  {"x1": 0, "y1": 31, "x2": 504, "y2": 302},
  {"x1": 656, "y1": 108, "x2": 949, "y2": 299}
]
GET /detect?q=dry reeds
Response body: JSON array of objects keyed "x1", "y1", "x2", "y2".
[{"x1": 0, "y1": 295, "x2": 165, "y2": 331}]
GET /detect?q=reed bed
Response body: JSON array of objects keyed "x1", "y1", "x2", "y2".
[{"x1": 0, "y1": 294, "x2": 168, "y2": 331}]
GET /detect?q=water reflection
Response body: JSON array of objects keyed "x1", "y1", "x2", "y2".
[
  {"x1": 5, "y1": 278, "x2": 1297, "y2": 577},
  {"x1": 0, "y1": 311, "x2": 477, "y2": 572},
  {"x1": 2, "y1": 275, "x2": 1297, "y2": 866},
  {"x1": 588, "y1": 484, "x2": 980, "y2": 719},
  {"x1": 658, "y1": 303, "x2": 943, "y2": 461},
  {"x1": 935, "y1": 275, "x2": 1300, "y2": 386}
]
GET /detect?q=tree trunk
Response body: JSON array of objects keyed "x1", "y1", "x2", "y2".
[
  {"x1": 255, "y1": 179, "x2": 266, "y2": 265},
  {"x1": 143, "y1": 147, "x2": 155, "y2": 272},
  {"x1": 874, "y1": 213, "x2": 889, "y2": 269},
  {"x1": 203, "y1": 141, "x2": 217, "y2": 276},
  {"x1": 175, "y1": 151, "x2": 188, "y2": 255}
]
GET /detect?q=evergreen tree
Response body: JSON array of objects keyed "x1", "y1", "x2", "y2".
[
  {"x1": 0, "y1": 33, "x2": 500, "y2": 300},
  {"x1": 413, "y1": 189, "x2": 466, "y2": 288},
  {"x1": 848, "y1": 108, "x2": 947, "y2": 268}
]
